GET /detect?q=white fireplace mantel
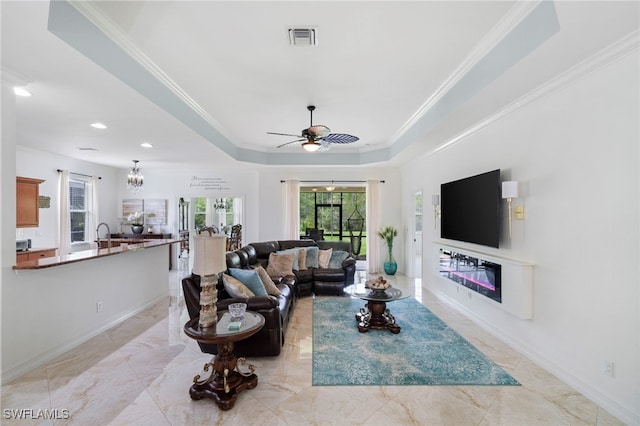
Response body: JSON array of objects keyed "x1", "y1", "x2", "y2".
[{"x1": 434, "y1": 242, "x2": 534, "y2": 319}]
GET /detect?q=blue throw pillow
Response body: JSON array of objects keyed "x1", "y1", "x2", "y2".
[
  {"x1": 328, "y1": 250, "x2": 349, "y2": 269},
  {"x1": 228, "y1": 268, "x2": 268, "y2": 296},
  {"x1": 276, "y1": 248, "x2": 300, "y2": 271},
  {"x1": 305, "y1": 246, "x2": 319, "y2": 268}
]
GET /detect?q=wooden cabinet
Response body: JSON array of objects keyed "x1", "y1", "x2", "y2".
[
  {"x1": 16, "y1": 248, "x2": 57, "y2": 263},
  {"x1": 16, "y1": 177, "x2": 45, "y2": 228}
]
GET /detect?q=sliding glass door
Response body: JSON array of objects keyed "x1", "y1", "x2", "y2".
[{"x1": 299, "y1": 186, "x2": 366, "y2": 259}]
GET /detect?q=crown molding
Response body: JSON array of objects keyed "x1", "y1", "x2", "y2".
[
  {"x1": 390, "y1": 1, "x2": 545, "y2": 144},
  {"x1": 431, "y1": 30, "x2": 640, "y2": 155},
  {"x1": 1, "y1": 66, "x2": 32, "y2": 86},
  {"x1": 67, "y1": 1, "x2": 231, "y2": 139}
]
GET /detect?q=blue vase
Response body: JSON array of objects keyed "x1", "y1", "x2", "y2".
[
  {"x1": 384, "y1": 249, "x2": 397, "y2": 275},
  {"x1": 384, "y1": 261, "x2": 397, "y2": 275}
]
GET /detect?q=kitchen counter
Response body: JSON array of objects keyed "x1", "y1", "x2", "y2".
[{"x1": 13, "y1": 239, "x2": 179, "y2": 270}]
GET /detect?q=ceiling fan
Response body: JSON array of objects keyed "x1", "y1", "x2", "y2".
[{"x1": 268, "y1": 105, "x2": 359, "y2": 152}]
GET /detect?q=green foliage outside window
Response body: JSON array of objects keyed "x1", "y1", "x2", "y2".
[{"x1": 299, "y1": 188, "x2": 367, "y2": 258}]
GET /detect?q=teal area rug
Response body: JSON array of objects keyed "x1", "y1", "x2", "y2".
[{"x1": 312, "y1": 297, "x2": 520, "y2": 386}]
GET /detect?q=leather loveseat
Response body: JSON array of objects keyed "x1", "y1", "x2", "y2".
[{"x1": 181, "y1": 264, "x2": 296, "y2": 357}]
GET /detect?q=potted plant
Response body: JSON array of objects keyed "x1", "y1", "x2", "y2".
[
  {"x1": 377, "y1": 225, "x2": 398, "y2": 275},
  {"x1": 127, "y1": 211, "x2": 144, "y2": 234}
]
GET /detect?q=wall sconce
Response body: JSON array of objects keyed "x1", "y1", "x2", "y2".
[
  {"x1": 502, "y1": 181, "x2": 525, "y2": 238},
  {"x1": 432, "y1": 194, "x2": 441, "y2": 229}
]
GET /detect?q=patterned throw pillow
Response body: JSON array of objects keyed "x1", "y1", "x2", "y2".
[
  {"x1": 255, "y1": 266, "x2": 282, "y2": 296},
  {"x1": 267, "y1": 252, "x2": 296, "y2": 277},
  {"x1": 222, "y1": 273, "x2": 255, "y2": 298},
  {"x1": 304, "y1": 246, "x2": 319, "y2": 268},
  {"x1": 318, "y1": 248, "x2": 333, "y2": 269},
  {"x1": 228, "y1": 268, "x2": 268, "y2": 296},
  {"x1": 297, "y1": 248, "x2": 307, "y2": 270},
  {"x1": 328, "y1": 250, "x2": 349, "y2": 269},
  {"x1": 276, "y1": 249, "x2": 300, "y2": 271}
]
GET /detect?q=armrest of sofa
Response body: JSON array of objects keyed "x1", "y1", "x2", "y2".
[
  {"x1": 342, "y1": 257, "x2": 357, "y2": 285},
  {"x1": 342, "y1": 257, "x2": 356, "y2": 268},
  {"x1": 267, "y1": 274, "x2": 297, "y2": 294}
]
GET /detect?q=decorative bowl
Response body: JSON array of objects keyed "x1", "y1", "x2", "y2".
[
  {"x1": 228, "y1": 303, "x2": 247, "y2": 320},
  {"x1": 365, "y1": 276, "x2": 391, "y2": 290}
]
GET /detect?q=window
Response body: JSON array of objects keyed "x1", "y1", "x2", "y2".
[
  {"x1": 69, "y1": 178, "x2": 89, "y2": 242},
  {"x1": 414, "y1": 192, "x2": 423, "y2": 232},
  {"x1": 194, "y1": 197, "x2": 208, "y2": 229},
  {"x1": 299, "y1": 187, "x2": 367, "y2": 259}
]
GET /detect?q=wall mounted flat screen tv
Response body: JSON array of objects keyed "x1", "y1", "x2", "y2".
[{"x1": 440, "y1": 169, "x2": 501, "y2": 248}]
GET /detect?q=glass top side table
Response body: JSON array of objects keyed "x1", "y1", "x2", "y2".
[{"x1": 184, "y1": 311, "x2": 265, "y2": 410}]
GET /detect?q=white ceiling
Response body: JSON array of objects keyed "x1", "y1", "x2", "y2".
[{"x1": 2, "y1": 1, "x2": 638, "y2": 170}]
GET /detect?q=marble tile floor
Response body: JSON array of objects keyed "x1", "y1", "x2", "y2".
[{"x1": 1, "y1": 271, "x2": 624, "y2": 426}]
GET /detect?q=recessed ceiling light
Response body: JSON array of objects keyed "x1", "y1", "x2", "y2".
[
  {"x1": 140, "y1": 142, "x2": 153, "y2": 148},
  {"x1": 14, "y1": 87, "x2": 32, "y2": 97},
  {"x1": 90, "y1": 122, "x2": 107, "y2": 129},
  {"x1": 77, "y1": 147, "x2": 98, "y2": 151}
]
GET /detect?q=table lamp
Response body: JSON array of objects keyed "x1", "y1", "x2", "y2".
[{"x1": 193, "y1": 231, "x2": 227, "y2": 329}]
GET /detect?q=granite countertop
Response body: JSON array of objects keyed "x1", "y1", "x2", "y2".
[{"x1": 14, "y1": 239, "x2": 180, "y2": 270}]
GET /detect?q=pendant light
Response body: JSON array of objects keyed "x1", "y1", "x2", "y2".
[{"x1": 127, "y1": 160, "x2": 144, "y2": 192}]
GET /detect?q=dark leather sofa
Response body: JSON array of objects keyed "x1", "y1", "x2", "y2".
[
  {"x1": 182, "y1": 239, "x2": 356, "y2": 357},
  {"x1": 248, "y1": 240, "x2": 357, "y2": 296},
  {"x1": 181, "y1": 268, "x2": 296, "y2": 357}
]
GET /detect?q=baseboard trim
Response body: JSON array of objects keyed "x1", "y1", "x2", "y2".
[
  {"x1": 1, "y1": 293, "x2": 169, "y2": 386},
  {"x1": 428, "y1": 286, "x2": 638, "y2": 425}
]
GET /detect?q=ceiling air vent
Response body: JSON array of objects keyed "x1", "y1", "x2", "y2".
[{"x1": 288, "y1": 27, "x2": 318, "y2": 46}]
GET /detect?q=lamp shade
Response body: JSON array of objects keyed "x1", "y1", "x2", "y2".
[
  {"x1": 192, "y1": 234, "x2": 227, "y2": 276},
  {"x1": 502, "y1": 181, "x2": 519, "y2": 199},
  {"x1": 302, "y1": 141, "x2": 321, "y2": 152},
  {"x1": 432, "y1": 194, "x2": 440, "y2": 206}
]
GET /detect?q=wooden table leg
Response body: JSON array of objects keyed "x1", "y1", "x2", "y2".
[
  {"x1": 189, "y1": 341, "x2": 258, "y2": 410},
  {"x1": 355, "y1": 301, "x2": 401, "y2": 334}
]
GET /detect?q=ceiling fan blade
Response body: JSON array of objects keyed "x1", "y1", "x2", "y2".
[
  {"x1": 277, "y1": 139, "x2": 305, "y2": 148},
  {"x1": 267, "y1": 132, "x2": 304, "y2": 138},
  {"x1": 322, "y1": 133, "x2": 359, "y2": 144}
]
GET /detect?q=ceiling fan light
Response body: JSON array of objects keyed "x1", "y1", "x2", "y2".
[{"x1": 302, "y1": 141, "x2": 321, "y2": 152}]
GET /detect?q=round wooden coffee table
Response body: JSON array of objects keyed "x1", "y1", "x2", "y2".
[
  {"x1": 344, "y1": 283, "x2": 409, "y2": 333},
  {"x1": 184, "y1": 311, "x2": 265, "y2": 410}
]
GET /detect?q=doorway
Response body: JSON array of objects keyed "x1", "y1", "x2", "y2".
[
  {"x1": 413, "y1": 191, "x2": 423, "y2": 278},
  {"x1": 316, "y1": 204, "x2": 342, "y2": 239}
]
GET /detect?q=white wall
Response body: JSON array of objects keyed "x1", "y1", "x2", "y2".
[
  {"x1": 115, "y1": 167, "x2": 261, "y2": 246},
  {"x1": 15, "y1": 146, "x2": 120, "y2": 249},
  {"x1": 402, "y1": 49, "x2": 639, "y2": 422}
]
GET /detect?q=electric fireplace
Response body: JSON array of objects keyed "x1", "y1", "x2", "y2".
[{"x1": 439, "y1": 249, "x2": 502, "y2": 303}]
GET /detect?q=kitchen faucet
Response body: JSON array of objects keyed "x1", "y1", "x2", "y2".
[{"x1": 96, "y1": 222, "x2": 111, "y2": 249}]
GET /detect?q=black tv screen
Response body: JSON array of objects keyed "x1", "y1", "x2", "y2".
[{"x1": 440, "y1": 169, "x2": 501, "y2": 248}]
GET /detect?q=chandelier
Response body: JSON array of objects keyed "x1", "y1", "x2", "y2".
[
  {"x1": 214, "y1": 198, "x2": 231, "y2": 210},
  {"x1": 127, "y1": 160, "x2": 144, "y2": 192}
]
